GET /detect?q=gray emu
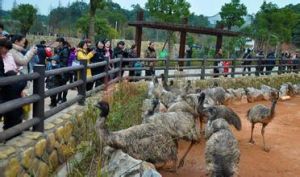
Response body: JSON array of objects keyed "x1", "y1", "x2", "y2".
[
  {"x1": 204, "y1": 118, "x2": 240, "y2": 177},
  {"x1": 247, "y1": 91, "x2": 279, "y2": 152},
  {"x1": 95, "y1": 101, "x2": 179, "y2": 171}
]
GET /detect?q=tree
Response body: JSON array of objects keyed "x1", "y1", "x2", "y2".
[
  {"x1": 145, "y1": 0, "x2": 190, "y2": 60},
  {"x1": 220, "y1": 0, "x2": 247, "y2": 30},
  {"x1": 89, "y1": 0, "x2": 106, "y2": 41},
  {"x1": 248, "y1": 2, "x2": 299, "y2": 53},
  {"x1": 77, "y1": 14, "x2": 119, "y2": 40},
  {"x1": 11, "y1": 4, "x2": 37, "y2": 35}
]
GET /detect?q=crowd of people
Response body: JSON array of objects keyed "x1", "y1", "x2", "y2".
[
  {"x1": 0, "y1": 23, "x2": 159, "y2": 132},
  {"x1": 213, "y1": 48, "x2": 300, "y2": 77}
]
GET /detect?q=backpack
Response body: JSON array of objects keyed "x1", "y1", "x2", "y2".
[{"x1": 134, "y1": 62, "x2": 142, "y2": 75}]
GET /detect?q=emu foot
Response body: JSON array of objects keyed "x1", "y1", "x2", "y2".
[
  {"x1": 263, "y1": 146, "x2": 270, "y2": 152},
  {"x1": 249, "y1": 139, "x2": 255, "y2": 144}
]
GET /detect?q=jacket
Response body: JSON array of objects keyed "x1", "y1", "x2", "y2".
[
  {"x1": 57, "y1": 45, "x2": 70, "y2": 67},
  {"x1": 36, "y1": 44, "x2": 47, "y2": 65},
  {"x1": 77, "y1": 48, "x2": 94, "y2": 78},
  {"x1": 91, "y1": 48, "x2": 105, "y2": 75},
  {"x1": 3, "y1": 53, "x2": 18, "y2": 73},
  {"x1": 9, "y1": 44, "x2": 35, "y2": 74}
]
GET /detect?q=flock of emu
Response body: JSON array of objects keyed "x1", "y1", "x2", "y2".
[{"x1": 95, "y1": 74, "x2": 291, "y2": 177}]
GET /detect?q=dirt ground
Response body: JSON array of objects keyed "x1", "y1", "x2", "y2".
[{"x1": 160, "y1": 96, "x2": 300, "y2": 177}]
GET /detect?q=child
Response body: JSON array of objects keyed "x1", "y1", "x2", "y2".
[{"x1": 46, "y1": 56, "x2": 61, "y2": 107}]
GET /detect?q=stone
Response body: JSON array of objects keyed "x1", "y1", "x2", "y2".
[
  {"x1": 6, "y1": 137, "x2": 33, "y2": 148},
  {"x1": 34, "y1": 161, "x2": 49, "y2": 177},
  {"x1": 280, "y1": 83, "x2": 295, "y2": 97},
  {"x1": 0, "y1": 146, "x2": 16, "y2": 160},
  {"x1": 21, "y1": 147, "x2": 34, "y2": 169},
  {"x1": 55, "y1": 127, "x2": 64, "y2": 143},
  {"x1": 46, "y1": 133, "x2": 56, "y2": 153},
  {"x1": 293, "y1": 84, "x2": 300, "y2": 94},
  {"x1": 45, "y1": 123, "x2": 55, "y2": 130},
  {"x1": 48, "y1": 150, "x2": 59, "y2": 170},
  {"x1": 261, "y1": 85, "x2": 277, "y2": 101},
  {"x1": 22, "y1": 131, "x2": 43, "y2": 140},
  {"x1": 63, "y1": 122, "x2": 73, "y2": 141},
  {"x1": 5, "y1": 157, "x2": 21, "y2": 177},
  {"x1": 35, "y1": 139, "x2": 47, "y2": 158},
  {"x1": 53, "y1": 118, "x2": 64, "y2": 125},
  {"x1": 246, "y1": 87, "x2": 264, "y2": 103},
  {"x1": 55, "y1": 142, "x2": 65, "y2": 164},
  {"x1": 61, "y1": 114, "x2": 72, "y2": 120},
  {"x1": 102, "y1": 148, "x2": 161, "y2": 177},
  {"x1": 67, "y1": 136, "x2": 77, "y2": 148}
]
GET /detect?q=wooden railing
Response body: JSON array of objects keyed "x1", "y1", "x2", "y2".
[{"x1": 1, "y1": 56, "x2": 300, "y2": 142}]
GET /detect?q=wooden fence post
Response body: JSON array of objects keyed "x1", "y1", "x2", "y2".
[
  {"x1": 201, "y1": 57, "x2": 206, "y2": 80},
  {"x1": 78, "y1": 60, "x2": 87, "y2": 105},
  {"x1": 32, "y1": 65, "x2": 45, "y2": 132},
  {"x1": 104, "y1": 57, "x2": 109, "y2": 90},
  {"x1": 164, "y1": 57, "x2": 170, "y2": 82},
  {"x1": 118, "y1": 55, "x2": 123, "y2": 81},
  {"x1": 231, "y1": 58, "x2": 236, "y2": 78}
]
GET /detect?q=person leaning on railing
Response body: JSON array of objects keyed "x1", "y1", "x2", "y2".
[
  {"x1": 0, "y1": 38, "x2": 27, "y2": 133},
  {"x1": 76, "y1": 40, "x2": 96, "y2": 91},
  {"x1": 91, "y1": 40, "x2": 105, "y2": 87}
]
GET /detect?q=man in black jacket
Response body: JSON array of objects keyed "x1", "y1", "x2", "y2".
[
  {"x1": 56, "y1": 37, "x2": 70, "y2": 103},
  {"x1": 36, "y1": 40, "x2": 47, "y2": 65},
  {"x1": 113, "y1": 41, "x2": 129, "y2": 77}
]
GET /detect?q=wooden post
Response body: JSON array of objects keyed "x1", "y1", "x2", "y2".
[
  {"x1": 118, "y1": 55, "x2": 123, "y2": 81},
  {"x1": 231, "y1": 58, "x2": 236, "y2": 78},
  {"x1": 201, "y1": 57, "x2": 206, "y2": 80},
  {"x1": 135, "y1": 10, "x2": 144, "y2": 58},
  {"x1": 104, "y1": 57, "x2": 109, "y2": 90},
  {"x1": 78, "y1": 60, "x2": 87, "y2": 105},
  {"x1": 32, "y1": 65, "x2": 45, "y2": 132},
  {"x1": 215, "y1": 35, "x2": 223, "y2": 53},
  {"x1": 179, "y1": 18, "x2": 188, "y2": 69}
]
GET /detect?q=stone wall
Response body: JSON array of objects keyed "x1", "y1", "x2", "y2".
[{"x1": 0, "y1": 93, "x2": 101, "y2": 177}]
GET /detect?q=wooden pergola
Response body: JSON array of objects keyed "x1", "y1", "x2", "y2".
[{"x1": 128, "y1": 11, "x2": 240, "y2": 63}]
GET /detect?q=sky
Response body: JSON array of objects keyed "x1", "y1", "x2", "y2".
[{"x1": 2, "y1": 0, "x2": 300, "y2": 16}]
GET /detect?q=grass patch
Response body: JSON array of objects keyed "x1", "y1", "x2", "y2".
[{"x1": 103, "y1": 81, "x2": 148, "y2": 131}]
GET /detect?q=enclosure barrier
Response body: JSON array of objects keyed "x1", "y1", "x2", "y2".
[{"x1": 1, "y1": 56, "x2": 300, "y2": 142}]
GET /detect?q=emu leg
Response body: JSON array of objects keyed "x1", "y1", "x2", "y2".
[
  {"x1": 261, "y1": 124, "x2": 270, "y2": 152},
  {"x1": 249, "y1": 123, "x2": 255, "y2": 144},
  {"x1": 178, "y1": 141, "x2": 195, "y2": 168}
]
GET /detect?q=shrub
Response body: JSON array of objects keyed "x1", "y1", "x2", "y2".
[{"x1": 195, "y1": 73, "x2": 300, "y2": 89}]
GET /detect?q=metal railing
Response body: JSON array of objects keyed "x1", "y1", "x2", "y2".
[{"x1": 1, "y1": 56, "x2": 300, "y2": 142}]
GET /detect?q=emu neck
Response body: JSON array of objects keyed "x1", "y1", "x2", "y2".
[
  {"x1": 96, "y1": 117, "x2": 109, "y2": 143},
  {"x1": 270, "y1": 101, "x2": 277, "y2": 118}
]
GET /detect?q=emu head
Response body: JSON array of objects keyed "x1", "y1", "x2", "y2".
[
  {"x1": 205, "y1": 118, "x2": 230, "y2": 139},
  {"x1": 95, "y1": 101, "x2": 110, "y2": 118},
  {"x1": 202, "y1": 106, "x2": 218, "y2": 122},
  {"x1": 270, "y1": 91, "x2": 279, "y2": 102},
  {"x1": 197, "y1": 92, "x2": 206, "y2": 113},
  {"x1": 169, "y1": 80, "x2": 174, "y2": 86}
]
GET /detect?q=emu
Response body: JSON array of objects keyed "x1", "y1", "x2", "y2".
[
  {"x1": 247, "y1": 91, "x2": 279, "y2": 152},
  {"x1": 203, "y1": 105, "x2": 240, "y2": 177}
]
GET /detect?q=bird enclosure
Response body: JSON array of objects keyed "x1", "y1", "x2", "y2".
[{"x1": 161, "y1": 95, "x2": 300, "y2": 177}]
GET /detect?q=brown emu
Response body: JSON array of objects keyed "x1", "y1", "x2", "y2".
[{"x1": 247, "y1": 91, "x2": 279, "y2": 152}]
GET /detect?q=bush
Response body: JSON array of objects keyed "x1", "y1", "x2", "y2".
[{"x1": 195, "y1": 73, "x2": 300, "y2": 89}]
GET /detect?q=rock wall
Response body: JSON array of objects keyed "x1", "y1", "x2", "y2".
[{"x1": 0, "y1": 94, "x2": 100, "y2": 177}]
